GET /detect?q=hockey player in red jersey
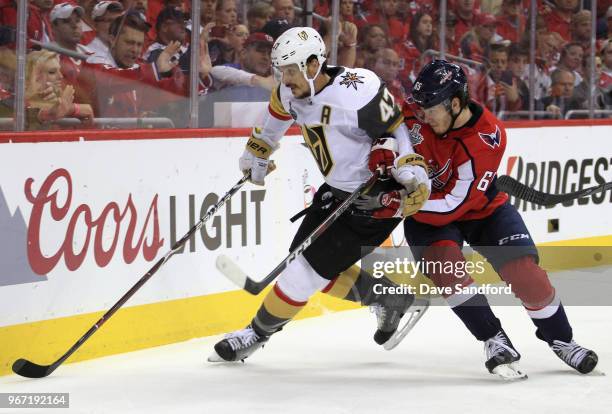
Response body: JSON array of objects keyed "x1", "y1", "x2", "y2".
[{"x1": 400, "y1": 60, "x2": 598, "y2": 379}]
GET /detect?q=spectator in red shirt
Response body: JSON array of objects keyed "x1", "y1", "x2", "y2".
[
  {"x1": 439, "y1": 10, "x2": 460, "y2": 57},
  {"x1": 78, "y1": 10, "x2": 192, "y2": 119},
  {"x1": 359, "y1": 0, "x2": 409, "y2": 46},
  {"x1": 544, "y1": 0, "x2": 579, "y2": 42},
  {"x1": 0, "y1": 0, "x2": 55, "y2": 47},
  {"x1": 339, "y1": 0, "x2": 356, "y2": 24},
  {"x1": 77, "y1": 0, "x2": 99, "y2": 45},
  {"x1": 459, "y1": 12, "x2": 497, "y2": 63},
  {"x1": 395, "y1": 12, "x2": 436, "y2": 83},
  {"x1": 454, "y1": 0, "x2": 478, "y2": 42},
  {"x1": 495, "y1": 0, "x2": 525, "y2": 43}
]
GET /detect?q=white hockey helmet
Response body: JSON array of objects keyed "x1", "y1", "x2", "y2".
[{"x1": 271, "y1": 27, "x2": 326, "y2": 77}]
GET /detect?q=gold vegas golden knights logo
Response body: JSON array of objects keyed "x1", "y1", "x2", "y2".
[
  {"x1": 301, "y1": 125, "x2": 333, "y2": 176},
  {"x1": 298, "y1": 31, "x2": 308, "y2": 41}
]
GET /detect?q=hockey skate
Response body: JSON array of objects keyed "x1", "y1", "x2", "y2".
[
  {"x1": 550, "y1": 340, "x2": 598, "y2": 374},
  {"x1": 371, "y1": 294, "x2": 429, "y2": 350},
  {"x1": 484, "y1": 330, "x2": 527, "y2": 380},
  {"x1": 208, "y1": 325, "x2": 269, "y2": 362}
]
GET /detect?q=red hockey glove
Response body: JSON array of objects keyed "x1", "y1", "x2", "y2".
[{"x1": 368, "y1": 137, "x2": 398, "y2": 177}]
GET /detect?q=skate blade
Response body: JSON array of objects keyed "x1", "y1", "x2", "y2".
[
  {"x1": 383, "y1": 299, "x2": 430, "y2": 351},
  {"x1": 492, "y1": 362, "x2": 528, "y2": 381},
  {"x1": 207, "y1": 350, "x2": 228, "y2": 363}
]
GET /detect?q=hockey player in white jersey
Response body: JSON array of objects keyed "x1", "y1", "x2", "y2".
[{"x1": 209, "y1": 27, "x2": 431, "y2": 362}]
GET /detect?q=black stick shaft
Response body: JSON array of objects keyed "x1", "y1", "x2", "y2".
[
  {"x1": 245, "y1": 171, "x2": 380, "y2": 294},
  {"x1": 13, "y1": 175, "x2": 249, "y2": 377}
]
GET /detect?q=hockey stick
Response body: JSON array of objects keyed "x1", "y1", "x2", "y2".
[
  {"x1": 12, "y1": 175, "x2": 250, "y2": 378},
  {"x1": 216, "y1": 171, "x2": 381, "y2": 295},
  {"x1": 497, "y1": 175, "x2": 612, "y2": 207}
]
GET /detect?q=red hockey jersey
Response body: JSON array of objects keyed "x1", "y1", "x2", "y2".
[{"x1": 403, "y1": 101, "x2": 509, "y2": 227}]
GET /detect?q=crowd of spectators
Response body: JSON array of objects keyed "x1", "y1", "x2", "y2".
[{"x1": 0, "y1": 0, "x2": 611, "y2": 130}]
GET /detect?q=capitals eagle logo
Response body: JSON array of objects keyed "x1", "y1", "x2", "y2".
[{"x1": 478, "y1": 125, "x2": 502, "y2": 149}]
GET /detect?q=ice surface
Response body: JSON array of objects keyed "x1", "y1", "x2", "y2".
[{"x1": 1, "y1": 304, "x2": 610, "y2": 414}]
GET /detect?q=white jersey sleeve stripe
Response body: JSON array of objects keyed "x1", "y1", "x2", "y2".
[{"x1": 421, "y1": 160, "x2": 474, "y2": 213}]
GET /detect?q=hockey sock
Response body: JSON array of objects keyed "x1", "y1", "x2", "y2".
[
  {"x1": 251, "y1": 283, "x2": 307, "y2": 336},
  {"x1": 527, "y1": 298, "x2": 573, "y2": 344},
  {"x1": 450, "y1": 294, "x2": 503, "y2": 341},
  {"x1": 322, "y1": 265, "x2": 394, "y2": 306}
]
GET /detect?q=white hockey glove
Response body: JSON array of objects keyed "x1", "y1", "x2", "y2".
[
  {"x1": 391, "y1": 153, "x2": 431, "y2": 217},
  {"x1": 239, "y1": 129, "x2": 277, "y2": 186}
]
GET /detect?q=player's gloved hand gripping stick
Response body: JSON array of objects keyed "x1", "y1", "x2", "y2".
[{"x1": 12, "y1": 175, "x2": 251, "y2": 378}]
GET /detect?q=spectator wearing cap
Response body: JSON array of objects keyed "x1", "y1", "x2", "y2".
[
  {"x1": 207, "y1": 31, "x2": 275, "y2": 94},
  {"x1": 88, "y1": 1, "x2": 124, "y2": 62},
  {"x1": 459, "y1": 12, "x2": 498, "y2": 62},
  {"x1": 495, "y1": 0, "x2": 525, "y2": 43},
  {"x1": 260, "y1": 19, "x2": 292, "y2": 41},
  {"x1": 70, "y1": 1, "x2": 96, "y2": 45},
  {"x1": 143, "y1": 6, "x2": 187, "y2": 65},
  {"x1": 0, "y1": 0, "x2": 54, "y2": 48},
  {"x1": 76, "y1": 10, "x2": 205, "y2": 120},
  {"x1": 225, "y1": 32, "x2": 273, "y2": 77},
  {"x1": 454, "y1": 0, "x2": 479, "y2": 43},
  {"x1": 247, "y1": 2, "x2": 273, "y2": 33},
  {"x1": 50, "y1": 2, "x2": 93, "y2": 85},
  {"x1": 144, "y1": 1, "x2": 187, "y2": 47},
  {"x1": 545, "y1": 0, "x2": 579, "y2": 42},
  {"x1": 271, "y1": 0, "x2": 296, "y2": 25}
]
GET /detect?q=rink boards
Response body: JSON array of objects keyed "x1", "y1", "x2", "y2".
[{"x1": 0, "y1": 120, "x2": 611, "y2": 376}]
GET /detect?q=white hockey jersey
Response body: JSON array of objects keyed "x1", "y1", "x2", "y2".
[{"x1": 261, "y1": 66, "x2": 404, "y2": 192}]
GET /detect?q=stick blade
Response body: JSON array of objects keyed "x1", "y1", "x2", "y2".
[
  {"x1": 216, "y1": 255, "x2": 249, "y2": 289},
  {"x1": 12, "y1": 358, "x2": 54, "y2": 378}
]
